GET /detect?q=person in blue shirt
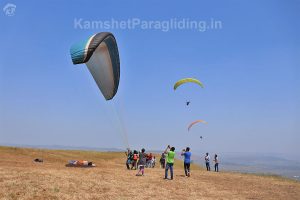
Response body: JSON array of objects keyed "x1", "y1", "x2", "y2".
[{"x1": 181, "y1": 147, "x2": 192, "y2": 177}]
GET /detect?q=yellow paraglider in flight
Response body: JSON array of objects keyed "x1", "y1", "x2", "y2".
[
  {"x1": 188, "y1": 120, "x2": 207, "y2": 131},
  {"x1": 173, "y1": 78, "x2": 204, "y2": 90}
]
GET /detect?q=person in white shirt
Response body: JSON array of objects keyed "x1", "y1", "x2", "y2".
[
  {"x1": 151, "y1": 156, "x2": 156, "y2": 168},
  {"x1": 205, "y1": 152, "x2": 210, "y2": 171},
  {"x1": 214, "y1": 154, "x2": 219, "y2": 172}
]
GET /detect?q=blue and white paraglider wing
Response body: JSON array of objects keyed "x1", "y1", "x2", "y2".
[{"x1": 70, "y1": 32, "x2": 120, "y2": 100}]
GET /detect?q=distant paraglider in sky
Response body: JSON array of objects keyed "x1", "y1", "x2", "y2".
[
  {"x1": 174, "y1": 78, "x2": 204, "y2": 106},
  {"x1": 70, "y1": 32, "x2": 120, "y2": 100},
  {"x1": 173, "y1": 78, "x2": 204, "y2": 90},
  {"x1": 188, "y1": 120, "x2": 207, "y2": 131}
]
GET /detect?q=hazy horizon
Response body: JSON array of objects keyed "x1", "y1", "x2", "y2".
[{"x1": 1, "y1": 143, "x2": 300, "y2": 161}]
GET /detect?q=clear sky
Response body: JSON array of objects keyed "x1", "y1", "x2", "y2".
[{"x1": 1, "y1": 0, "x2": 299, "y2": 155}]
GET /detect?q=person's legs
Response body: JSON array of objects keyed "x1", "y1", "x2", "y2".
[
  {"x1": 136, "y1": 165, "x2": 141, "y2": 175},
  {"x1": 187, "y1": 163, "x2": 190, "y2": 176},
  {"x1": 184, "y1": 163, "x2": 188, "y2": 176},
  {"x1": 170, "y1": 163, "x2": 174, "y2": 179},
  {"x1": 131, "y1": 161, "x2": 135, "y2": 170},
  {"x1": 165, "y1": 163, "x2": 169, "y2": 178},
  {"x1": 215, "y1": 163, "x2": 219, "y2": 172},
  {"x1": 136, "y1": 165, "x2": 144, "y2": 175},
  {"x1": 126, "y1": 160, "x2": 130, "y2": 169},
  {"x1": 141, "y1": 165, "x2": 144, "y2": 175},
  {"x1": 131, "y1": 160, "x2": 136, "y2": 169},
  {"x1": 206, "y1": 162, "x2": 211, "y2": 171}
]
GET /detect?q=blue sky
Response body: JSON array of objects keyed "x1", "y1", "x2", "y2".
[{"x1": 1, "y1": 0, "x2": 299, "y2": 155}]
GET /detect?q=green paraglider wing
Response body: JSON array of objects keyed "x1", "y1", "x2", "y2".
[
  {"x1": 70, "y1": 32, "x2": 120, "y2": 100},
  {"x1": 174, "y1": 78, "x2": 204, "y2": 90}
]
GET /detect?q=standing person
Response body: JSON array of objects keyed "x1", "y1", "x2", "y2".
[
  {"x1": 214, "y1": 154, "x2": 219, "y2": 172},
  {"x1": 146, "y1": 153, "x2": 153, "y2": 168},
  {"x1": 125, "y1": 149, "x2": 133, "y2": 170},
  {"x1": 181, "y1": 147, "x2": 192, "y2": 177},
  {"x1": 160, "y1": 153, "x2": 166, "y2": 168},
  {"x1": 131, "y1": 150, "x2": 138, "y2": 170},
  {"x1": 164, "y1": 145, "x2": 175, "y2": 180},
  {"x1": 205, "y1": 152, "x2": 210, "y2": 171},
  {"x1": 152, "y1": 156, "x2": 156, "y2": 168},
  {"x1": 136, "y1": 148, "x2": 147, "y2": 176}
]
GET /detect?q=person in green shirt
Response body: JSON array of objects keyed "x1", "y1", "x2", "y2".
[{"x1": 164, "y1": 145, "x2": 175, "y2": 180}]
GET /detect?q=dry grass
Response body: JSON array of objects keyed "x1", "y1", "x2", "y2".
[{"x1": 0, "y1": 146, "x2": 299, "y2": 200}]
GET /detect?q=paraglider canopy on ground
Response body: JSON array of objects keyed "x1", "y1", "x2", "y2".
[{"x1": 66, "y1": 160, "x2": 96, "y2": 167}]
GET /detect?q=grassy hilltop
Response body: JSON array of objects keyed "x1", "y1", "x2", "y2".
[{"x1": 0, "y1": 146, "x2": 299, "y2": 200}]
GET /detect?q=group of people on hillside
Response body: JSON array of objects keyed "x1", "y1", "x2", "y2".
[
  {"x1": 126, "y1": 145, "x2": 219, "y2": 179},
  {"x1": 125, "y1": 149, "x2": 155, "y2": 172}
]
